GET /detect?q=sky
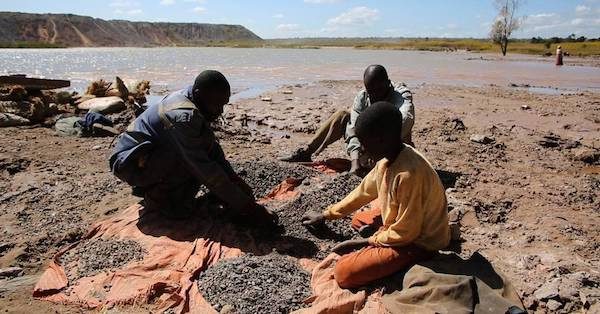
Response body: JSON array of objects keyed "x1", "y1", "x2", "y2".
[{"x1": 1, "y1": 0, "x2": 599, "y2": 39}]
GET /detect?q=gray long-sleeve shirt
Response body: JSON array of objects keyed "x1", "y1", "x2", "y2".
[{"x1": 345, "y1": 82, "x2": 415, "y2": 160}]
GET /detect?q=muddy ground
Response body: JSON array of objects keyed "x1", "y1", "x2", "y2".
[{"x1": 0, "y1": 80, "x2": 599, "y2": 313}]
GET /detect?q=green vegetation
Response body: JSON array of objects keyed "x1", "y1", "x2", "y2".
[{"x1": 0, "y1": 41, "x2": 66, "y2": 48}]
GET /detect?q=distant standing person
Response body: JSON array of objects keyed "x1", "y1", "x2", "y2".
[
  {"x1": 280, "y1": 65, "x2": 415, "y2": 176},
  {"x1": 556, "y1": 45, "x2": 563, "y2": 66}
]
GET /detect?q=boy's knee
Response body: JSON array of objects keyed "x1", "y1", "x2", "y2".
[{"x1": 334, "y1": 257, "x2": 360, "y2": 289}]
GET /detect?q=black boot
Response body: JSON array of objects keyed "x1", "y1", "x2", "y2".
[{"x1": 279, "y1": 148, "x2": 312, "y2": 162}]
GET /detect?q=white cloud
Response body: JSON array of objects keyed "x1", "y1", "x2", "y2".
[
  {"x1": 304, "y1": 0, "x2": 341, "y2": 3},
  {"x1": 160, "y1": 0, "x2": 175, "y2": 5},
  {"x1": 571, "y1": 18, "x2": 585, "y2": 25},
  {"x1": 276, "y1": 23, "x2": 300, "y2": 31},
  {"x1": 273, "y1": 13, "x2": 284, "y2": 19},
  {"x1": 575, "y1": 5, "x2": 591, "y2": 14},
  {"x1": 109, "y1": 0, "x2": 140, "y2": 8},
  {"x1": 114, "y1": 8, "x2": 143, "y2": 16},
  {"x1": 192, "y1": 6, "x2": 206, "y2": 14},
  {"x1": 521, "y1": 13, "x2": 559, "y2": 30},
  {"x1": 327, "y1": 6, "x2": 379, "y2": 26},
  {"x1": 571, "y1": 17, "x2": 600, "y2": 26},
  {"x1": 183, "y1": 0, "x2": 205, "y2": 2},
  {"x1": 110, "y1": 0, "x2": 142, "y2": 16},
  {"x1": 518, "y1": 11, "x2": 600, "y2": 38}
]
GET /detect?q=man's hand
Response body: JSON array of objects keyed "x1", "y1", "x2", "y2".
[
  {"x1": 349, "y1": 159, "x2": 369, "y2": 177},
  {"x1": 236, "y1": 179, "x2": 255, "y2": 198},
  {"x1": 230, "y1": 174, "x2": 255, "y2": 198},
  {"x1": 332, "y1": 239, "x2": 369, "y2": 255},
  {"x1": 238, "y1": 203, "x2": 279, "y2": 229},
  {"x1": 302, "y1": 210, "x2": 325, "y2": 227},
  {"x1": 253, "y1": 203, "x2": 279, "y2": 225}
]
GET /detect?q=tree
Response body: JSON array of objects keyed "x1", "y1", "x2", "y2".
[{"x1": 489, "y1": 0, "x2": 522, "y2": 56}]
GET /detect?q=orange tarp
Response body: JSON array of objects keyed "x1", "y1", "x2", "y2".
[{"x1": 33, "y1": 160, "x2": 385, "y2": 313}]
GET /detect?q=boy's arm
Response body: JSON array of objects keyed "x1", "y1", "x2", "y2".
[
  {"x1": 369, "y1": 172, "x2": 425, "y2": 246},
  {"x1": 323, "y1": 166, "x2": 378, "y2": 220}
]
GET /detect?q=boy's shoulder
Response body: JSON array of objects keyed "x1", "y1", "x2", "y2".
[{"x1": 390, "y1": 146, "x2": 435, "y2": 177}]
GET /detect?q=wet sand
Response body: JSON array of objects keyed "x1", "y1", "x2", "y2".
[{"x1": 0, "y1": 80, "x2": 599, "y2": 313}]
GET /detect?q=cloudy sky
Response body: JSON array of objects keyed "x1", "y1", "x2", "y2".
[{"x1": 2, "y1": 0, "x2": 599, "y2": 39}]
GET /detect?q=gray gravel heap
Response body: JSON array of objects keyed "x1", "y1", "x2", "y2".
[
  {"x1": 198, "y1": 253, "x2": 311, "y2": 313},
  {"x1": 231, "y1": 160, "x2": 321, "y2": 198},
  {"x1": 60, "y1": 238, "x2": 145, "y2": 282},
  {"x1": 226, "y1": 161, "x2": 364, "y2": 258},
  {"x1": 275, "y1": 173, "x2": 362, "y2": 248}
]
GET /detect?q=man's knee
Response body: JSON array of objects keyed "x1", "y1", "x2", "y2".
[{"x1": 331, "y1": 109, "x2": 350, "y2": 122}]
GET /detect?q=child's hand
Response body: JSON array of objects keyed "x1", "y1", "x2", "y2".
[
  {"x1": 301, "y1": 210, "x2": 325, "y2": 226},
  {"x1": 332, "y1": 239, "x2": 369, "y2": 255}
]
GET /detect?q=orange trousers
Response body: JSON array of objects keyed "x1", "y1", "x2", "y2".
[{"x1": 334, "y1": 207, "x2": 433, "y2": 289}]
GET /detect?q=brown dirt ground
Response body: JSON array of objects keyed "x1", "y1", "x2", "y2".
[{"x1": 1, "y1": 81, "x2": 599, "y2": 313}]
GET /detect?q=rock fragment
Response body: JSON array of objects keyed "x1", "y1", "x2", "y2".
[
  {"x1": 546, "y1": 299, "x2": 562, "y2": 311},
  {"x1": 0, "y1": 267, "x2": 23, "y2": 279},
  {"x1": 533, "y1": 278, "x2": 560, "y2": 301},
  {"x1": 470, "y1": 134, "x2": 495, "y2": 144}
]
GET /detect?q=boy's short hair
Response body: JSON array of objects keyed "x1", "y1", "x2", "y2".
[{"x1": 355, "y1": 101, "x2": 403, "y2": 140}]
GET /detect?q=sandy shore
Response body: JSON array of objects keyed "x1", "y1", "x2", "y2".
[{"x1": 0, "y1": 81, "x2": 599, "y2": 313}]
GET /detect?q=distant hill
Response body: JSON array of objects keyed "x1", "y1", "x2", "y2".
[{"x1": 0, "y1": 12, "x2": 262, "y2": 47}]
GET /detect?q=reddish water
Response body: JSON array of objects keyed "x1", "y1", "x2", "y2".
[{"x1": 1, "y1": 47, "x2": 598, "y2": 96}]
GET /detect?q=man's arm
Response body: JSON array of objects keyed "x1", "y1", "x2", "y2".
[
  {"x1": 323, "y1": 164, "x2": 379, "y2": 220},
  {"x1": 166, "y1": 110, "x2": 255, "y2": 212},
  {"x1": 369, "y1": 172, "x2": 425, "y2": 247},
  {"x1": 345, "y1": 91, "x2": 367, "y2": 161},
  {"x1": 395, "y1": 85, "x2": 415, "y2": 144},
  {"x1": 206, "y1": 141, "x2": 255, "y2": 198}
]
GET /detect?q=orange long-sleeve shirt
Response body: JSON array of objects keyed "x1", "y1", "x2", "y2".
[{"x1": 323, "y1": 146, "x2": 450, "y2": 250}]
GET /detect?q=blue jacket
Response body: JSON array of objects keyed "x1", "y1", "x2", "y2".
[{"x1": 109, "y1": 87, "x2": 253, "y2": 211}]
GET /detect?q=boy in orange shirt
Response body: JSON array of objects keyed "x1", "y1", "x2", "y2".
[{"x1": 302, "y1": 101, "x2": 450, "y2": 288}]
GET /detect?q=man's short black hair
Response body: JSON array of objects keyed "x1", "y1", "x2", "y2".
[
  {"x1": 363, "y1": 65, "x2": 389, "y2": 83},
  {"x1": 193, "y1": 70, "x2": 230, "y2": 93},
  {"x1": 355, "y1": 101, "x2": 402, "y2": 140}
]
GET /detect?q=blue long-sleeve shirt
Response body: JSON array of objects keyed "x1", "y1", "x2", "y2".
[{"x1": 109, "y1": 87, "x2": 254, "y2": 211}]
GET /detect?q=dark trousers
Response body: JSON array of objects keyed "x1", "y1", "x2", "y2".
[{"x1": 115, "y1": 149, "x2": 199, "y2": 218}]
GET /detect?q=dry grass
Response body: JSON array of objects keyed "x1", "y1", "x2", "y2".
[
  {"x1": 264, "y1": 38, "x2": 600, "y2": 57},
  {"x1": 3, "y1": 38, "x2": 599, "y2": 57}
]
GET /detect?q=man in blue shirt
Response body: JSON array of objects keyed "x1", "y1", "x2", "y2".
[{"x1": 109, "y1": 70, "x2": 277, "y2": 227}]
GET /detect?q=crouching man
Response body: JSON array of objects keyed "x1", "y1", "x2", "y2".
[
  {"x1": 109, "y1": 70, "x2": 277, "y2": 228},
  {"x1": 302, "y1": 102, "x2": 449, "y2": 288}
]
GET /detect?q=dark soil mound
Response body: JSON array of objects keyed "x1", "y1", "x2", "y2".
[
  {"x1": 59, "y1": 238, "x2": 145, "y2": 282},
  {"x1": 198, "y1": 253, "x2": 310, "y2": 313},
  {"x1": 231, "y1": 160, "x2": 321, "y2": 198}
]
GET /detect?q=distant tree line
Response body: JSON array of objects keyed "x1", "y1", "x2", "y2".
[{"x1": 530, "y1": 34, "x2": 599, "y2": 45}]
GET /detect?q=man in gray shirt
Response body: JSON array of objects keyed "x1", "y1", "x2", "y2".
[{"x1": 281, "y1": 65, "x2": 415, "y2": 175}]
